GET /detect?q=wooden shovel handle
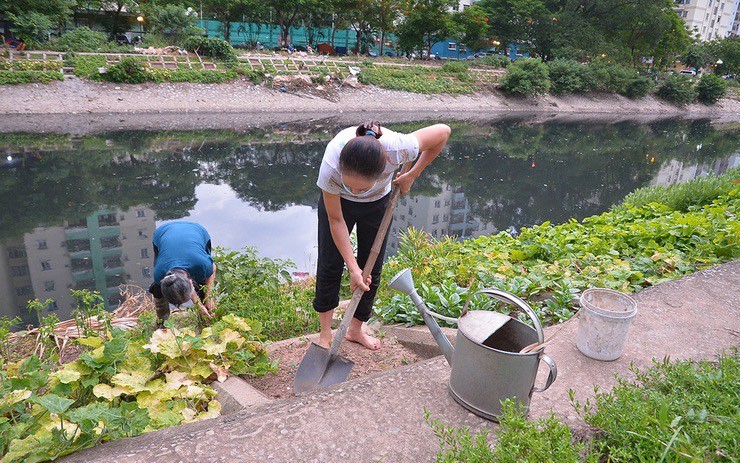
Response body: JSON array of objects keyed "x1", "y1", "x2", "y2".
[{"x1": 327, "y1": 162, "x2": 413, "y2": 357}]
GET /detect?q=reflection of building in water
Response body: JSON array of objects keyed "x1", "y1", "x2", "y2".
[
  {"x1": 651, "y1": 154, "x2": 740, "y2": 186},
  {"x1": 0, "y1": 207, "x2": 155, "y2": 323},
  {"x1": 387, "y1": 184, "x2": 496, "y2": 255}
]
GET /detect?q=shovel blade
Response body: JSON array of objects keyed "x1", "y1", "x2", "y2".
[{"x1": 294, "y1": 343, "x2": 355, "y2": 395}]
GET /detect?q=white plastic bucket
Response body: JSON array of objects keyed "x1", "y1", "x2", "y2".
[{"x1": 576, "y1": 289, "x2": 637, "y2": 361}]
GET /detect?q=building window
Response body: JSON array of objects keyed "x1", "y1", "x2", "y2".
[
  {"x1": 432, "y1": 229, "x2": 438, "y2": 238},
  {"x1": 400, "y1": 215, "x2": 406, "y2": 221},
  {"x1": 142, "y1": 267, "x2": 151, "y2": 278},
  {"x1": 45, "y1": 281, "x2": 55, "y2": 291},
  {"x1": 138, "y1": 229, "x2": 147, "y2": 238},
  {"x1": 445, "y1": 199, "x2": 451, "y2": 206},
  {"x1": 408, "y1": 207, "x2": 414, "y2": 216},
  {"x1": 137, "y1": 210, "x2": 146, "y2": 217},
  {"x1": 443, "y1": 214, "x2": 449, "y2": 222},
  {"x1": 434, "y1": 200, "x2": 441, "y2": 208},
  {"x1": 432, "y1": 215, "x2": 439, "y2": 224},
  {"x1": 441, "y1": 229, "x2": 446, "y2": 236},
  {"x1": 41, "y1": 260, "x2": 52, "y2": 271},
  {"x1": 47, "y1": 301, "x2": 59, "y2": 311},
  {"x1": 140, "y1": 248, "x2": 149, "y2": 258},
  {"x1": 37, "y1": 240, "x2": 48, "y2": 250},
  {"x1": 448, "y1": 42, "x2": 457, "y2": 51},
  {"x1": 15, "y1": 285, "x2": 33, "y2": 296},
  {"x1": 11, "y1": 265, "x2": 29, "y2": 277},
  {"x1": 683, "y1": 10, "x2": 688, "y2": 17},
  {"x1": 7, "y1": 247, "x2": 26, "y2": 259}
]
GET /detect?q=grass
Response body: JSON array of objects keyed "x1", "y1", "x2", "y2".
[
  {"x1": 429, "y1": 352, "x2": 738, "y2": 462},
  {"x1": 0, "y1": 70, "x2": 63, "y2": 84},
  {"x1": 614, "y1": 168, "x2": 740, "y2": 213},
  {"x1": 574, "y1": 351, "x2": 739, "y2": 462},
  {"x1": 357, "y1": 63, "x2": 476, "y2": 94}
]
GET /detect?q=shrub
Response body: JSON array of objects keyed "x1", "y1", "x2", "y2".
[
  {"x1": 0, "y1": 70, "x2": 63, "y2": 85},
  {"x1": 588, "y1": 62, "x2": 637, "y2": 95},
  {"x1": 696, "y1": 74, "x2": 728, "y2": 104},
  {"x1": 547, "y1": 58, "x2": 589, "y2": 94},
  {"x1": 441, "y1": 61, "x2": 469, "y2": 73},
  {"x1": 656, "y1": 75, "x2": 696, "y2": 105},
  {"x1": 67, "y1": 54, "x2": 107, "y2": 80},
  {"x1": 183, "y1": 36, "x2": 237, "y2": 62},
  {"x1": 480, "y1": 54, "x2": 510, "y2": 68},
  {"x1": 48, "y1": 27, "x2": 106, "y2": 52},
  {"x1": 103, "y1": 56, "x2": 149, "y2": 84},
  {"x1": 499, "y1": 57, "x2": 550, "y2": 96},
  {"x1": 623, "y1": 75, "x2": 653, "y2": 99}
]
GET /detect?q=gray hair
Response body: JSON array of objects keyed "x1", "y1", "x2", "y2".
[{"x1": 161, "y1": 271, "x2": 192, "y2": 306}]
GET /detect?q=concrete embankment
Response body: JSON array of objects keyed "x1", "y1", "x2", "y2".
[{"x1": 59, "y1": 259, "x2": 739, "y2": 463}]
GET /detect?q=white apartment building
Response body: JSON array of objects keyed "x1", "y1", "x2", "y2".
[
  {"x1": 0, "y1": 206, "x2": 155, "y2": 323},
  {"x1": 674, "y1": 0, "x2": 735, "y2": 40},
  {"x1": 730, "y1": 0, "x2": 740, "y2": 36}
]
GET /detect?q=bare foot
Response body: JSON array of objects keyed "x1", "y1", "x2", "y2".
[
  {"x1": 345, "y1": 330, "x2": 381, "y2": 350},
  {"x1": 316, "y1": 331, "x2": 332, "y2": 349}
]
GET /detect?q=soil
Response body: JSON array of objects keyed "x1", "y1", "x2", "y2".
[{"x1": 246, "y1": 333, "x2": 424, "y2": 399}]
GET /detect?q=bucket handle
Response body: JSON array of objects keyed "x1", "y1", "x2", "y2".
[
  {"x1": 462, "y1": 289, "x2": 545, "y2": 345},
  {"x1": 533, "y1": 353, "x2": 557, "y2": 393}
]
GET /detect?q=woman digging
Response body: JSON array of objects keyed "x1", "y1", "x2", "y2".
[{"x1": 313, "y1": 121, "x2": 451, "y2": 350}]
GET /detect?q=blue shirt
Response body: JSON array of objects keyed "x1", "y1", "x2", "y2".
[{"x1": 153, "y1": 222, "x2": 214, "y2": 284}]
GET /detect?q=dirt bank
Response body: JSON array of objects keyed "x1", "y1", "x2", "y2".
[{"x1": 1, "y1": 76, "x2": 738, "y2": 133}]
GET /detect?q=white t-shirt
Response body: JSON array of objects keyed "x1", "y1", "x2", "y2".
[{"x1": 317, "y1": 127, "x2": 420, "y2": 202}]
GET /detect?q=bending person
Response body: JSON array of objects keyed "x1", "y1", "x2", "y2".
[
  {"x1": 314, "y1": 121, "x2": 451, "y2": 350},
  {"x1": 149, "y1": 221, "x2": 217, "y2": 325}
]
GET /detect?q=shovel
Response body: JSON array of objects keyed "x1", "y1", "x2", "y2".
[{"x1": 294, "y1": 162, "x2": 412, "y2": 394}]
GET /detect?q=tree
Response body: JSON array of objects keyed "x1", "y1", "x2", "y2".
[
  {"x1": 265, "y1": 0, "x2": 311, "y2": 47},
  {"x1": 449, "y1": 5, "x2": 491, "y2": 54},
  {"x1": 144, "y1": 3, "x2": 198, "y2": 44},
  {"x1": 396, "y1": 0, "x2": 456, "y2": 56},
  {"x1": 652, "y1": 13, "x2": 692, "y2": 70},
  {"x1": 477, "y1": 0, "x2": 554, "y2": 56},
  {"x1": 681, "y1": 42, "x2": 714, "y2": 71},
  {"x1": 374, "y1": 0, "x2": 399, "y2": 55},
  {"x1": 708, "y1": 37, "x2": 740, "y2": 75},
  {"x1": 0, "y1": 0, "x2": 76, "y2": 43}
]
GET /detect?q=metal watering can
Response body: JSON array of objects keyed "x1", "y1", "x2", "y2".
[{"x1": 389, "y1": 268, "x2": 557, "y2": 421}]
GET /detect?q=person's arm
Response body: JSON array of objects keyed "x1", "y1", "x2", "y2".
[
  {"x1": 191, "y1": 263, "x2": 217, "y2": 317},
  {"x1": 393, "y1": 124, "x2": 451, "y2": 194},
  {"x1": 323, "y1": 191, "x2": 371, "y2": 292}
]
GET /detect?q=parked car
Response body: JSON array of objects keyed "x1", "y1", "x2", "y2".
[{"x1": 679, "y1": 69, "x2": 696, "y2": 76}]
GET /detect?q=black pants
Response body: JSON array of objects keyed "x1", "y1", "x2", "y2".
[{"x1": 313, "y1": 192, "x2": 391, "y2": 322}]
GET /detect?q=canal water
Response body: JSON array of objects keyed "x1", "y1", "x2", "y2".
[{"x1": 1, "y1": 117, "x2": 738, "y2": 323}]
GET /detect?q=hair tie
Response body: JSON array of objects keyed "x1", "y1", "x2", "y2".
[{"x1": 365, "y1": 129, "x2": 376, "y2": 138}]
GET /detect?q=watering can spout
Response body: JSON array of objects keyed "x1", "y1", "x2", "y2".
[{"x1": 389, "y1": 268, "x2": 455, "y2": 365}]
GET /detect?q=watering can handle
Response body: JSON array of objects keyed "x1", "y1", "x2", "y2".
[
  {"x1": 533, "y1": 354, "x2": 557, "y2": 393},
  {"x1": 463, "y1": 289, "x2": 545, "y2": 344}
]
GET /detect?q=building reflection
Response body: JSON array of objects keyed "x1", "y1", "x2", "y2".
[
  {"x1": 388, "y1": 150, "x2": 739, "y2": 255},
  {"x1": 0, "y1": 207, "x2": 155, "y2": 324},
  {"x1": 388, "y1": 183, "x2": 496, "y2": 255},
  {"x1": 649, "y1": 153, "x2": 739, "y2": 186}
]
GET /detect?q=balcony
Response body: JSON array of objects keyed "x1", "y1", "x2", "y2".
[{"x1": 101, "y1": 236, "x2": 122, "y2": 250}]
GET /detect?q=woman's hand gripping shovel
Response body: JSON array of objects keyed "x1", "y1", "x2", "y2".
[{"x1": 294, "y1": 162, "x2": 412, "y2": 395}]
